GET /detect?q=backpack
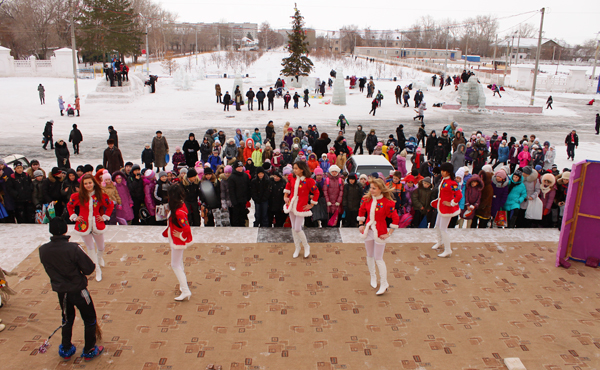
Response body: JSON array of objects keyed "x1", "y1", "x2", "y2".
[{"x1": 397, "y1": 212, "x2": 413, "y2": 228}]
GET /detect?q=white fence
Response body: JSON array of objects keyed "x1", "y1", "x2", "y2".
[{"x1": 0, "y1": 47, "x2": 78, "y2": 78}]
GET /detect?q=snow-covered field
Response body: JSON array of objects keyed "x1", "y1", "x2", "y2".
[{"x1": 1, "y1": 50, "x2": 599, "y2": 174}]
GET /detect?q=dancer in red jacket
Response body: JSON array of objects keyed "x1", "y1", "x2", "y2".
[
  {"x1": 162, "y1": 184, "x2": 193, "y2": 301},
  {"x1": 283, "y1": 161, "x2": 320, "y2": 258},
  {"x1": 67, "y1": 174, "x2": 114, "y2": 282},
  {"x1": 431, "y1": 162, "x2": 462, "y2": 258},
  {"x1": 358, "y1": 178, "x2": 400, "y2": 295}
]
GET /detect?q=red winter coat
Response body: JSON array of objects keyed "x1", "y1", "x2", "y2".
[
  {"x1": 431, "y1": 177, "x2": 462, "y2": 217},
  {"x1": 283, "y1": 175, "x2": 320, "y2": 217},
  {"x1": 162, "y1": 204, "x2": 193, "y2": 249},
  {"x1": 67, "y1": 193, "x2": 114, "y2": 235},
  {"x1": 357, "y1": 195, "x2": 400, "y2": 242}
]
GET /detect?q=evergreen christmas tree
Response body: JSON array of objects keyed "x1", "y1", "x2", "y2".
[{"x1": 281, "y1": 6, "x2": 313, "y2": 77}]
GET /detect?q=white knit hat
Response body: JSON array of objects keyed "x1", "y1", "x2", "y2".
[{"x1": 329, "y1": 165, "x2": 341, "y2": 174}]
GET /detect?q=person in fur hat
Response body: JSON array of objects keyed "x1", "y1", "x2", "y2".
[
  {"x1": 324, "y1": 165, "x2": 344, "y2": 225},
  {"x1": 431, "y1": 163, "x2": 462, "y2": 258},
  {"x1": 539, "y1": 173, "x2": 556, "y2": 228},
  {"x1": 112, "y1": 171, "x2": 134, "y2": 224},
  {"x1": 358, "y1": 178, "x2": 400, "y2": 295},
  {"x1": 100, "y1": 172, "x2": 121, "y2": 225}
]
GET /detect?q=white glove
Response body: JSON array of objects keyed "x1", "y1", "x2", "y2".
[
  {"x1": 327, "y1": 202, "x2": 332, "y2": 206},
  {"x1": 335, "y1": 202, "x2": 340, "y2": 206},
  {"x1": 102, "y1": 215, "x2": 111, "y2": 221},
  {"x1": 69, "y1": 213, "x2": 78, "y2": 222}
]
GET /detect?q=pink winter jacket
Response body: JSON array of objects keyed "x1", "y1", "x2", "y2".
[
  {"x1": 324, "y1": 174, "x2": 344, "y2": 214},
  {"x1": 143, "y1": 177, "x2": 157, "y2": 216},
  {"x1": 396, "y1": 156, "x2": 407, "y2": 177},
  {"x1": 327, "y1": 152, "x2": 337, "y2": 165},
  {"x1": 518, "y1": 150, "x2": 531, "y2": 168},
  {"x1": 539, "y1": 186, "x2": 556, "y2": 211}
]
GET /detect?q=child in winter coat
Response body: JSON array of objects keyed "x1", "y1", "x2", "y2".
[
  {"x1": 327, "y1": 147, "x2": 337, "y2": 165},
  {"x1": 172, "y1": 147, "x2": 185, "y2": 174},
  {"x1": 336, "y1": 153, "x2": 347, "y2": 170},
  {"x1": 388, "y1": 171, "x2": 405, "y2": 210},
  {"x1": 411, "y1": 177, "x2": 433, "y2": 227},
  {"x1": 252, "y1": 128, "x2": 262, "y2": 145},
  {"x1": 497, "y1": 140, "x2": 509, "y2": 166},
  {"x1": 243, "y1": 138, "x2": 255, "y2": 162},
  {"x1": 112, "y1": 171, "x2": 134, "y2": 224},
  {"x1": 252, "y1": 143, "x2": 263, "y2": 167},
  {"x1": 517, "y1": 145, "x2": 531, "y2": 168},
  {"x1": 141, "y1": 144, "x2": 154, "y2": 170},
  {"x1": 402, "y1": 174, "x2": 418, "y2": 214},
  {"x1": 307, "y1": 153, "x2": 319, "y2": 172},
  {"x1": 319, "y1": 154, "x2": 331, "y2": 173},
  {"x1": 101, "y1": 172, "x2": 121, "y2": 225},
  {"x1": 143, "y1": 169, "x2": 157, "y2": 221},
  {"x1": 396, "y1": 150, "x2": 408, "y2": 177},
  {"x1": 503, "y1": 170, "x2": 527, "y2": 228},
  {"x1": 324, "y1": 165, "x2": 344, "y2": 224},
  {"x1": 342, "y1": 173, "x2": 363, "y2": 227},
  {"x1": 490, "y1": 169, "x2": 509, "y2": 224},
  {"x1": 272, "y1": 149, "x2": 283, "y2": 170},
  {"x1": 208, "y1": 148, "x2": 222, "y2": 172}
]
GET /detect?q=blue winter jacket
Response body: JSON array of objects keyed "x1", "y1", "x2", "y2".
[
  {"x1": 498, "y1": 145, "x2": 509, "y2": 163},
  {"x1": 208, "y1": 154, "x2": 222, "y2": 172},
  {"x1": 319, "y1": 158, "x2": 331, "y2": 173},
  {"x1": 252, "y1": 132, "x2": 262, "y2": 145},
  {"x1": 503, "y1": 177, "x2": 527, "y2": 211}
]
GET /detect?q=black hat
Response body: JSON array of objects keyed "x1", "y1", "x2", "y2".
[
  {"x1": 234, "y1": 161, "x2": 244, "y2": 169},
  {"x1": 513, "y1": 169, "x2": 523, "y2": 179},
  {"x1": 76, "y1": 165, "x2": 84, "y2": 172},
  {"x1": 156, "y1": 130, "x2": 162, "y2": 134},
  {"x1": 13, "y1": 161, "x2": 23, "y2": 169},
  {"x1": 256, "y1": 167, "x2": 265, "y2": 175},
  {"x1": 440, "y1": 162, "x2": 454, "y2": 174},
  {"x1": 51, "y1": 167, "x2": 62, "y2": 176},
  {"x1": 95, "y1": 164, "x2": 104, "y2": 172},
  {"x1": 187, "y1": 168, "x2": 198, "y2": 178},
  {"x1": 108, "y1": 125, "x2": 114, "y2": 130},
  {"x1": 132, "y1": 164, "x2": 141, "y2": 172},
  {"x1": 49, "y1": 217, "x2": 68, "y2": 236},
  {"x1": 84, "y1": 164, "x2": 94, "y2": 173},
  {"x1": 273, "y1": 171, "x2": 282, "y2": 179},
  {"x1": 204, "y1": 167, "x2": 213, "y2": 175},
  {"x1": 107, "y1": 139, "x2": 115, "y2": 145},
  {"x1": 72, "y1": 124, "x2": 77, "y2": 128},
  {"x1": 348, "y1": 173, "x2": 357, "y2": 181}
]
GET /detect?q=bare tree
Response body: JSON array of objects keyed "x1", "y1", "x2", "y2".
[{"x1": 517, "y1": 23, "x2": 537, "y2": 38}]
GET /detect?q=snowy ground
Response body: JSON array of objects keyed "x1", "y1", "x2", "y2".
[{"x1": 1, "y1": 50, "x2": 599, "y2": 175}]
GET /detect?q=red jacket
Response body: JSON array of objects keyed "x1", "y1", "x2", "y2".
[
  {"x1": 431, "y1": 177, "x2": 462, "y2": 216},
  {"x1": 67, "y1": 193, "x2": 114, "y2": 235},
  {"x1": 357, "y1": 195, "x2": 400, "y2": 242},
  {"x1": 283, "y1": 175, "x2": 320, "y2": 217},
  {"x1": 162, "y1": 204, "x2": 193, "y2": 249}
]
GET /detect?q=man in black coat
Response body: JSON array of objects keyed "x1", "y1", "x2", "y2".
[
  {"x1": 250, "y1": 167, "x2": 270, "y2": 227},
  {"x1": 182, "y1": 133, "x2": 200, "y2": 168},
  {"x1": 43, "y1": 120, "x2": 54, "y2": 150},
  {"x1": 268, "y1": 171, "x2": 287, "y2": 227},
  {"x1": 565, "y1": 130, "x2": 579, "y2": 160},
  {"x1": 43, "y1": 167, "x2": 65, "y2": 217},
  {"x1": 7, "y1": 161, "x2": 33, "y2": 223},
  {"x1": 246, "y1": 88, "x2": 255, "y2": 111},
  {"x1": 128, "y1": 164, "x2": 144, "y2": 225},
  {"x1": 256, "y1": 88, "x2": 266, "y2": 111},
  {"x1": 227, "y1": 161, "x2": 250, "y2": 227},
  {"x1": 39, "y1": 217, "x2": 103, "y2": 360},
  {"x1": 595, "y1": 113, "x2": 599, "y2": 135},
  {"x1": 108, "y1": 126, "x2": 119, "y2": 148},
  {"x1": 396, "y1": 124, "x2": 406, "y2": 151},
  {"x1": 267, "y1": 87, "x2": 275, "y2": 111},
  {"x1": 69, "y1": 124, "x2": 83, "y2": 155},
  {"x1": 103, "y1": 139, "x2": 124, "y2": 175},
  {"x1": 223, "y1": 91, "x2": 231, "y2": 111}
]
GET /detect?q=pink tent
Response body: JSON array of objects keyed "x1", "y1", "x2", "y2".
[{"x1": 556, "y1": 160, "x2": 600, "y2": 266}]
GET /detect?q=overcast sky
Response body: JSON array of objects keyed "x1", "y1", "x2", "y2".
[{"x1": 158, "y1": 0, "x2": 599, "y2": 46}]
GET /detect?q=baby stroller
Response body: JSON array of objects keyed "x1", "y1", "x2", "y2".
[
  {"x1": 276, "y1": 87, "x2": 283, "y2": 98},
  {"x1": 405, "y1": 136, "x2": 418, "y2": 154}
]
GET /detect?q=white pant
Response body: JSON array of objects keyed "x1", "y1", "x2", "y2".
[
  {"x1": 364, "y1": 229, "x2": 386, "y2": 260},
  {"x1": 435, "y1": 213, "x2": 452, "y2": 248}
]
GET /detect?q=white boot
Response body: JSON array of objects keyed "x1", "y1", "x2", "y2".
[
  {"x1": 375, "y1": 260, "x2": 389, "y2": 295},
  {"x1": 97, "y1": 250, "x2": 105, "y2": 267},
  {"x1": 366, "y1": 257, "x2": 377, "y2": 289},
  {"x1": 291, "y1": 231, "x2": 301, "y2": 258},
  {"x1": 87, "y1": 250, "x2": 102, "y2": 282},
  {"x1": 172, "y1": 267, "x2": 191, "y2": 301},
  {"x1": 297, "y1": 230, "x2": 311, "y2": 258},
  {"x1": 431, "y1": 243, "x2": 441, "y2": 250},
  {"x1": 437, "y1": 243, "x2": 452, "y2": 258}
]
